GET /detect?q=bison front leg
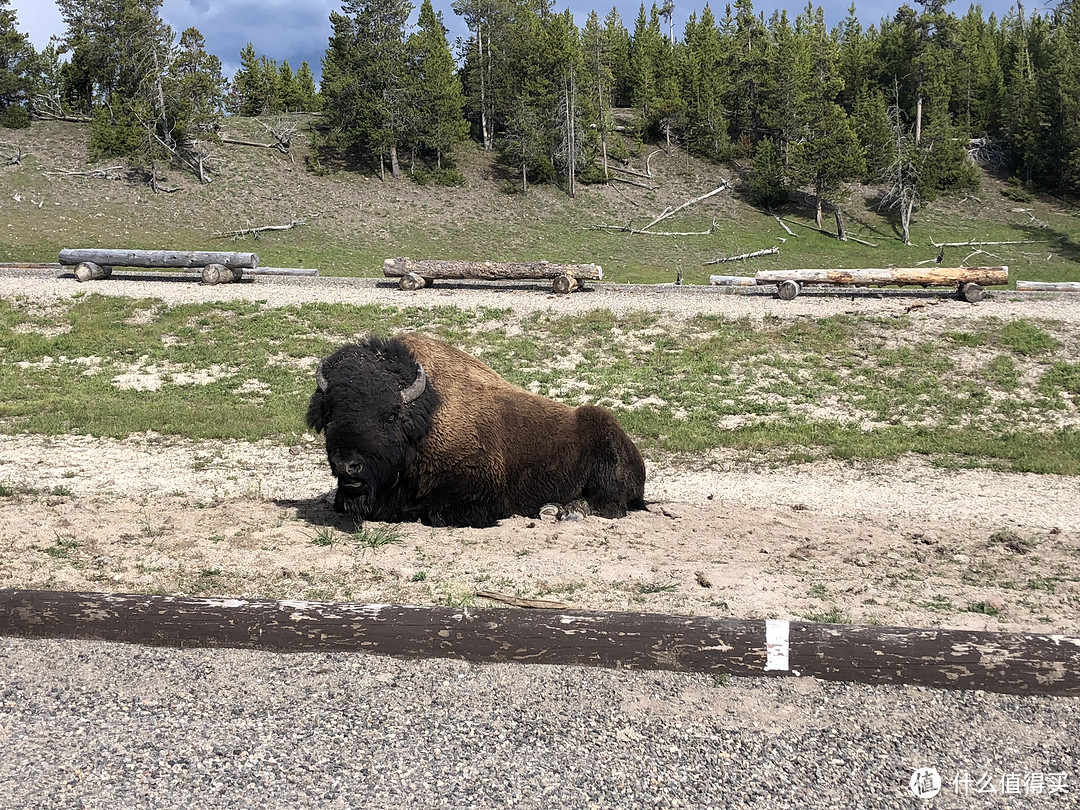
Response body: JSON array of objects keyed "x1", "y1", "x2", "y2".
[{"x1": 425, "y1": 498, "x2": 503, "y2": 529}]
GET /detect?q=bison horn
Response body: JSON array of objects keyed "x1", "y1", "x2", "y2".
[
  {"x1": 316, "y1": 362, "x2": 328, "y2": 392},
  {"x1": 400, "y1": 363, "x2": 426, "y2": 404}
]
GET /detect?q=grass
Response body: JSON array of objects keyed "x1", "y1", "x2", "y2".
[
  {"x1": 1, "y1": 296, "x2": 1078, "y2": 474},
  {"x1": 351, "y1": 525, "x2": 404, "y2": 552}
]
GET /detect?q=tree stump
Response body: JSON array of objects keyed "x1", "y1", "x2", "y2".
[
  {"x1": 74, "y1": 262, "x2": 112, "y2": 282},
  {"x1": 552, "y1": 274, "x2": 580, "y2": 294},
  {"x1": 960, "y1": 282, "x2": 986, "y2": 303},
  {"x1": 777, "y1": 280, "x2": 801, "y2": 300},
  {"x1": 201, "y1": 263, "x2": 244, "y2": 285},
  {"x1": 399, "y1": 272, "x2": 430, "y2": 291}
]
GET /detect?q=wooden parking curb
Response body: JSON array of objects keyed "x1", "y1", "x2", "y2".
[{"x1": 1, "y1": 590, "x2": 1077, "y2": 696}]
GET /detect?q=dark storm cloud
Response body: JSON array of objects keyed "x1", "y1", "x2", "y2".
[{"x1": 162, "y1": 0, "x2": 338, "y2": 78}]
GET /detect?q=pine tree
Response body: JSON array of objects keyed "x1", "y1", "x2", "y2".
[
  {"x1": 746, "y1": 136, "x2": 789, "y2": 208},
  {"x1": 1056, "y1": 0, "x2": 1080, "y2": 191},
  {"x1": 322, "y1": 0, "x2": 413, "y2": 178},
  {"x1": 294, "y1": 61, "x2": 319, "y2": 112},
  {"x1": 0, "y1": 0, "x2": 34, "y2": 127},
  {"x1": 582, "y1": 10, "x2": 615, "y2": 175},
  {"x1": 681, "y1": 5, "x2": 731, "y2": 159},
  {"x1": 405, "y1": 0, "x2": 468, "y2": 168},
  {"x1": 604, "y1": 7, "x2": 631, "y2": 107}
]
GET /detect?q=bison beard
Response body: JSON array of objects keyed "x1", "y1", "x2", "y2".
[{"x1": 306, "y1": 333, "x2": 646, "y2": 529}]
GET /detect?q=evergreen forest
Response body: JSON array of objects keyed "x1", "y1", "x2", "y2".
[{"x1": 2, "y1": 0, "x2": 1080, "y2": 204}]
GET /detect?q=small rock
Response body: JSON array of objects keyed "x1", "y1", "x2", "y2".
[
  {"x1": 289, "y1": 445, "x2": 301, "y2": 456},
  {"x1": 987, "y1": 596, "x2": 1006, "y2": 612},
  {"x1": 694, "y1": 570, "x2": 713, "y2": 589},
  {"x1": 952, "y1": 554, "x2": 971, "y2": 564}
]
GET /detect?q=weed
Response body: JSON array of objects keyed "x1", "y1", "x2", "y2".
[
  {"x1": 808, "y1": 583, "x2": 829, "y2": 600},
  {"x1": 311, "y1": 527, "x2": 337, "y2": 547},
  {"x1": 410, "y1": 570, "x2": 428, "y2": 582},
  {"x1": 50, "y1": 485, "x2": 73, "y2": 497},
  {"x1": 635, "y1": 581, "x2": 677, "y2": 595},
  {"x1": 351, "y1": 525, "x2": 404, "y2": 552},
  {"x1": 966, "y1": 600, "x2": 1004, "y2": 616},
  {"x1": 0, "y1": 483, "x2": 14, "y2": 497},
  {"x1": 989, "y1": 529, "x2": 1036, "y2": 554},
  {"x1": 802, "y1": 606, "x2": 847, "y2": 623},
  {"x1": 711, "y1": 672, "x2": 731, "y2": 688}
]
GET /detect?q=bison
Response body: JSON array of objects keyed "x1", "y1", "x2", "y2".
[{"x1": 305, "y1": 333, "x2": 646, "y2": 528}]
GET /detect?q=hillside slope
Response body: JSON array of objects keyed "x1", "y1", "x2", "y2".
[{"x1": 1, "y1": 117, "x2": 1077, "y2": 283}]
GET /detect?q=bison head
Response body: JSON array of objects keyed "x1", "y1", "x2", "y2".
[{"x1": 305, "y1": 338, "x2": 438, "y2": 519}]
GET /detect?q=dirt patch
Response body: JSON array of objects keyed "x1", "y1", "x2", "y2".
[{"x1": 1, "y1": 432, "x2": 1077, "y2": 634}]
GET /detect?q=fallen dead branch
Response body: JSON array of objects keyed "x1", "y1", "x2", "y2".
[
  {"x1": 212, "y1": 219, "x2": 307, "y2": 240},
  {"x1": 704, "y1": 247, "x2": 779, "y2": 265},
  {"x1": 641, "y1": 181, "x2": 729, "y2": 232},
  {"x1": 776, "y1": 216, "x2": 879, "y2": 247},
  {"x1": 589, "y1": 221, "x2": 717, "y2": 237},
  {"x1": 931, "y1": 238, "x2": 1053, "y2": 248},
  {"x1": 45, "y1": 166, "x2": 126, "y2": 180},
  {"x1": 609, "y1": 176, "x2": 658, "y2": 191},
  {"x1": 772, "y1": 213, "x2": 797, "y2": 237}
]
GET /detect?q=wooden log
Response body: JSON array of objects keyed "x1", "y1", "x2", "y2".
[
  {"x1": 201, "y1": 263, "x2": 244, "y2": 285},
  {"x1": 709, "y1": 275, "x2": 757, "y2": 286},
  {"x1": 384, "y1": 258, "x2": 603, "y2": 282},
  {"x1": 777, "y1": 280, "x2": 801, "y2": 300},
  {"x1": 399, "y1": 272, "x2": 428, "y2": 291},
  {"x1": 73, "y1": 262, "x2": 112, "y2": 282},
  {"x1": 755, "y1": 266, "x2": 1008, "y2": 288},
  {"x1": 0, "y1": 590, "x2": 1078, "y2": 696},
  {"x1": 1016, "y1": 280, "x2": 1080, "y2": 293},
  {"x1": 59, "y1": 249, "x2": 259, "y2": 270},
  {"x1": 959, "y1": 282, "x2": 986, "y2": 303},
  {"x1": 551, "y1": 274, "x2": 580, "y2": 294}
]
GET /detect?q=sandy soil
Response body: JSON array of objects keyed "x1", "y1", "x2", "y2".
[{"x1": 1, "y1": 273, "x2": 1078, "y2": 636}]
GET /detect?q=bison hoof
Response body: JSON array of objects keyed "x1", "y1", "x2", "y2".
[{"x1": 539, "y1": 503, "x2": 560, "y2": 523}]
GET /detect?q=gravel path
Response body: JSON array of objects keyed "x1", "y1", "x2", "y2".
[
  {"x1": 1, "y1": 637, "x2": 1077, "y2": 809},
  {"x1": 3, "y1": 266, "x2": 1080, "y2": 324}
]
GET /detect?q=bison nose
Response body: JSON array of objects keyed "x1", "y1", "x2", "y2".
[{"x1": 333, "y1": 459, "x2": 363, "y2": 479}]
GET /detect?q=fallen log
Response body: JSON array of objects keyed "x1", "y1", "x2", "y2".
[
  {"x1": 704, "y1": 247, "x2": 778, "y2": 265},
  {"x1": 59, "y1": 249, "x2": 259, "y2": 270},
  {"x1": 1016, "y1": 280, "x2": 1080, "y2": 293},
  {"x1": 0, "y1": 590, "x2": 1077, "y2": 696},
  {"x1": 755, "y1": 266, "x2": 1008, "y2": 288},
  {"x1": 709, "y1": 275, "x2": 757, "y2": 286}
]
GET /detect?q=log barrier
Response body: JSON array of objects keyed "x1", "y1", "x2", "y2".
[
  {"x1": 0, "y1": 589, "x2": 1077, "y2": 697},
  {"x1": 1016, "y1": 281, "x2": 1080, "y2": 293},
  {"x1": 384, "y1": 258, "x2": 602, "y2": 294},
  {"x1": 59, "y1": 249, "x2": 259, "y2": 270}
]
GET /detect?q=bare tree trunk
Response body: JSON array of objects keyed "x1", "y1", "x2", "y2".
[
  {"x1": 379, "y1": 153, "x2": 385, "y2": 182},
  {"x1": 815, "y1": 196, "x2": 824, "y2": 228},
  {"x1": 915, "y1": 94, "x2": 923, "y2": 144},
  {"x1": 834, "y1": 206, "x2": 847, "y2": 241},
  {"x1": 390, "y1": 144, "x2": 400, "y2": 179},
  {"x1": 479, "y1": 29, "x2": 493, "y2": 151},
  {"x1": 522, "y1": 163, "x2": 528, "y2": 193},
  {"x1": 901, "y1": 196, "x2": 913, "y2": 245}
]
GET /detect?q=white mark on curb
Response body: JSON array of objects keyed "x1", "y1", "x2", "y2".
[{"x1": 765, "y1": 619, "x2": 790, "y2": 672}]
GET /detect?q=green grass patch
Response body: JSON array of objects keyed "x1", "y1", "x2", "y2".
[{"x1": 2, "y1": 296, "x2": 1078, "y2": 475}]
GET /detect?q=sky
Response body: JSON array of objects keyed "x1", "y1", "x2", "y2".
[{"x1": 10, "y1": 0, "x2": 1032, "y2": 83}]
